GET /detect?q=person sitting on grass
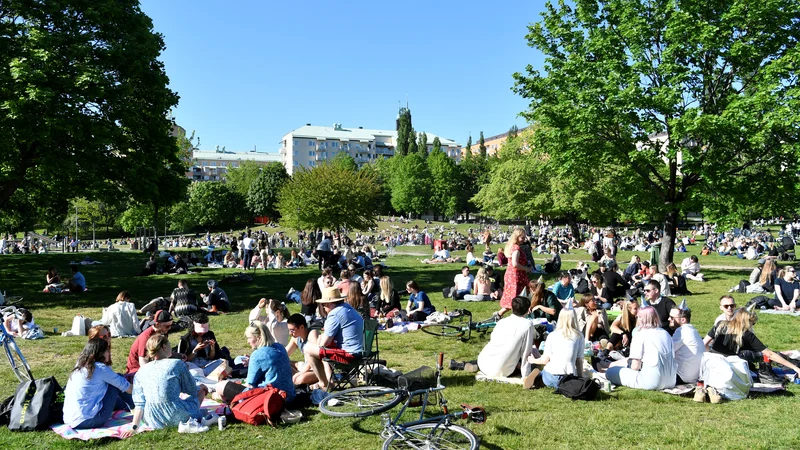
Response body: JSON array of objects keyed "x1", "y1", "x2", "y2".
[
  {"x1": 576, "y1": 293, "x2": 610, "y2": 343},
  {"x1": 680, "y1": 255, "x2": 705, "y2": 282},
  {"x1": 175, "y1": 313, "x2": 222, "y2": 371},
  {"x1": 63, "y1": 338, "x2": 134, "y2": 429},
  {"x1": 642, "y1": 280, "x2": 676, "y2": 331},
  {"x1": 200, "y1": 279, "x2": 230, "y2": 314},
  {"x1": 550, "y1": 271, "x2": 574, "y2": 305},
  {"x1": 770, "y1": 266, "x2": 799, "y2": 311},
  {"x1": 526, "y1": 280, "x2": 561, "y2": 323},
  {"x1": 266, "y1": 299, "x2": 290, "y2": 347},
  {"x1": 127, "y1": 333, "x2": 208, "y2": 433},
  {"x1": 527, "y1": 308, "x2": 584, "y2": 389},
  {"x1": 101, "y1": 291, "x2": 141, "y2": 337},
  {"x1": 3, "y1": 307, "x2": 34, "y2": 338},
  {"x1": 125, "y1": 310, "x2": 175, "y2": 375},
  {"x1": 169, "y1": 279, "x2": 199, "y2": 318},
  {"x1": 470, "y1": 296, "x2": 537, "y2": 388},
  {"x1": 668, "y1": 302, "x2": 704, "y2": 385},
  {"x1": 405, "y1": 280, "x2": 435, "y2": 321},
  {"x1": 605, "y1": 306, "x2": 677, "y2": 391},
  {"x1": 285, "y1": 314, "x2": 325, "y2": 386},
  {"x1": 377, "y1": 276, "x2": 402, "y2": 318},
  {"x1": 606, "y1": 300, "x2": 638, "y2": 354},
  {"x1": 66, "y1": 265, "x2": 86, "y2": 293},
  {"x1": 463, "y1": 267, "x2": 493, "y2": 302},
  {"x1": 446, "y1": 266, "x2": 474, "y2": 300},
  {"x1": 215, "y1": 320, "x2": 295, "y2": 403},
  {"x1": 302, "y1": 287, "x2": 364, "y2": 392}
]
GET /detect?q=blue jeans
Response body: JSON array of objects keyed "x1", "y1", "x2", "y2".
[
  {"x1": 75, "y1": 385, "x2": 133, "y2": 429},
  {"x1": 287, "y1": 290, "x2": 301, "y2": 303},
  {"x1": 542, "y1": 370, "x2": 563, "y2": 388}
]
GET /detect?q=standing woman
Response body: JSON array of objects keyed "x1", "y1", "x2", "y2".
[
  {"x1": 63, "y1": 339, "x2": 133, "y2": 429},
  {"x1": 129, "y1": 334, "x2": 208, "y2": 430},
  {"x1": 495, "y1": 228, "x2": 531, "y2": 319},
  {"x1": 405, "y1": 280, "x2": 435, "y2": 321}
]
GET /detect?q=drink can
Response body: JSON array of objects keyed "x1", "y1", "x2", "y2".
[
  {"x1": 218, "y1": 415, "x2": 226, "y2": 430},
  {"x1": 794, "y1": 377, "x2": 800, "y2": 385},
  {"x1": 603, "y1": 380, "x2": 612, "y2": 393}
]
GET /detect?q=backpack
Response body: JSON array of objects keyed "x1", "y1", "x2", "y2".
[
  {"x1": 575, "y1": 278, "x2": 590, "y2": 294},
  {"x1": 9, "y1": 377, "x2": 64, "y2": 431},
  {"x1": 554, "y1": 375, "x2": 600, "y2": 400},
  {"x1": 230, "y1": 386, "x2": 287, "y2": 427},
  {"x1": 745, "y1": 296, "x2": 771, "y2": 311}
]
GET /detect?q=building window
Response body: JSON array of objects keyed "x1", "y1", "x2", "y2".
[
  {"x1": 308, "y1": 140, "x2": 314, "y2": 146},
  {"x1": 211, "y1": 161, "x2": 217, "y2": 166},
  {"x1": 332, "y1": 141, "x2": 338, "y2": 148},
  {"x1": 309, "y1": 161, "x2": 315, "y2": 167},
  {"x1": 293, "y1": 150, "x2": 298, "y2": 156},
  {"x1": 308, "y1": 151, "x2": 314, "y2": 156},
  {"x1": 294, "y1": 161, "x2": 298, "y2": 166},
  {"x1": 293, "y1": 140, "x2": 298, "y2": 146}
]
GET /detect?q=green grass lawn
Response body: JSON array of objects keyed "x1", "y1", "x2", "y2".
[{"x1": 1, "y1": 243, "x2": 799, "y2": 449}]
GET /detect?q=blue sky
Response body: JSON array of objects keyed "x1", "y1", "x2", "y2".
[{"x1": 139, "y1": 0, "x2": 547, "y2": 152}]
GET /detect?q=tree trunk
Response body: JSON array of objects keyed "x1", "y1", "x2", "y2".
[
  {"x1": 565, "y1": 213, "x2": 581, "y2": 244},
  {"x1": 659, "y1": 209, "x2": 679, "y2": 270}
]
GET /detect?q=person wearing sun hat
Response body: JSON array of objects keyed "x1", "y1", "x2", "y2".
[{"x1": 303, "y1": 286, "x2": 364, "y2": 391}]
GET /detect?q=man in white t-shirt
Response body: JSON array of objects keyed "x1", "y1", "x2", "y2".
[
  {"x1": 669, "y1": 306, "x2": 704, "y2": 384},
  {"x1": 241, "y1": 231, "x2": 255, "y2": 270},
  {"x1": 703, "y1": 295, "x2": 737, "y2": 347},
  {"x1": 475, "y1": 296, "x2": 535, "y2": 382},
  {"x1": 448, "y1": 266, "x2": 474, "y2": 300}
]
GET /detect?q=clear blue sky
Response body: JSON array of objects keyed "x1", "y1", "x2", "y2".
[{"x1": 139, "y1": 0, "x2": 547, "y2": 152}]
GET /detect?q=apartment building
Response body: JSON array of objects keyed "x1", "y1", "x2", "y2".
[
  {"x1": 279, "y1": 123, "x2": 463, "y2": 175},
  {"x1": 188, "y1": 147, "x2": 281, "y2": 181},
  {"x1": 463, "y1": 126, "x2": 529, "y2": 158}
]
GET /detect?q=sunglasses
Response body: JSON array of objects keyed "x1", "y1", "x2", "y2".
[
  {"x1": 643, "y1": 289, "x2": 654, "y2": 292},
  {"x1": 722, "y1": 304, "x2": 736, "y2": 309}
]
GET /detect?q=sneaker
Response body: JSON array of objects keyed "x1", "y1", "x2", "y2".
[
  {"x1": 464, "y1": 362, "x2": 479, "y2": 373},
  {"x1": 288, "y1": 287, "x2": 296, "y2": 296},
  {"x1": 693, "y1": 386, "x2": 707, "y2": 403},
  {"x1": 608, "y1": 351, "x2": 624, "y2": 361},
  {"x1": 200, "y1": 412, "x2": 219, "y2": 428},
  {"x1": 449, "y1": 359, "x2": 465, "y2": 371},
  {"x1": 707, "y1": 387, "x2": 723, "y2": 404},
  {"x1": 758, "y1": 364, "x2": 784, "y2": 384},
  {"x1": 523, "y1": 368, "x2": 540, "y2": 390},
  {"x1": 178, "y1": 418, "x2": 209, "y2": 434},
  {"x1": 490, "y1": 312, "x2": 501, "y2": 322}
]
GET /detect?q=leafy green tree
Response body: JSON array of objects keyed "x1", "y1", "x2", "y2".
[
  {"x1": 426, "y1": 147, "x2": 460, "y2": 219},
  {"x1": 513, "y1": 0, "x2": 800, "y2": 267},
  {"x1": 418, "y1": 132, "x2": 428, "y2": 158},
  {"x1": 168, "y1": 203, "x2": 195, "y2": 233},
  {"x1": 247, "y1": 162, "x2": 289, "y2": 219},
  {"x1": 508, "y1": 125, "x2": 519, "y2": 140},
  {"x1": 0, "y1": 0, "x2": 183, "y2": 227},
  {"x1": 479, "y1": 131, "x2": 487, "y2": 158},
  {"x1": 432, "y1": 136, "x2": 442, "y2": 154},
  {"x1": 189, "y1": 182, "x2": 245, "y2": 228},
  {"x1": 328, "y1": 152, "x2": 358, "y2": 172},
  {"x1": 390, "y1": 154, "x2": 430, "y2": 216},
  {"x1": 225, "y1": 160, "x2": 263, "y2": 198},
  {"x1": 118, "y1": 204, "x2": 155, "y2": 234},
  {"x1": 277, "y1": 164, "x2": 381, "y2": 241},
  {"x1": 408, "y1": 127, "x2": 418, "y2": 155},
  {"x1": 396, "y1": 108, "x2": 412, "y2": 156},
  {"x1": 464, "y1": 135, "x2": 472, "y2": 160},
  {"x1": 457, "y1": 154, "x2": 489, "y2": 217}
]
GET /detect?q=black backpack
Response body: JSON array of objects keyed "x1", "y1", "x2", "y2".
[
  {"x1": 554, "y1": 375, "x2": 600, "y2": 400},
  {"x1": 745, "y1": 295, "x2": 771, "y2": 310},
  {"x1": 575, "y1": 278, "x2": 590, "y2": 294}
]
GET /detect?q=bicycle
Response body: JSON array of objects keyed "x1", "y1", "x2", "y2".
[
  {"x1": 421, "y1": 310, "x2": 496, "y2": 342},
  {"x1": 0, "y1": 302, "x2": 34, "y2": 383},
  {"x1": 319, "y1": 353, "x2": 486, "y2": 450}
]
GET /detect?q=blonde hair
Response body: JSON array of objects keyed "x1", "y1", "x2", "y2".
[
  {"x1": 555, "y1": 309, "x2": 580, "y2": 340},
  {"x1": 619, "y1": 300, "x2": 638, "y2": 333},
  {"x1": 245, "y1": 320, "x2": 275, "y2": 348},
  {"x1": 717, "y1": 308, "x2": 757, "y2": 352},
  {"x1": 505, "y1": 228, "x2": 525, "y2": 256},
  {"x1": 379, "y1": 276, "x2": 394, "y2": 302},
  {"x1": 145, "y1": 333, "x2": 170, "y2": 359},
  {"x1": 475, "y1": 267, "x2": 489, "y2": 284},
  {"x1": 665, "y1": 263, "x2": 678, "y2": 277},
  {"x1": 760, "y1": 259, "x2": 776, "y2": 285}
]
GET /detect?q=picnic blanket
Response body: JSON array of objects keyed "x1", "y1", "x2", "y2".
[
  {"x1": 50, "y1": 398, "x2": 226, "y2": 441},
  {"x1": 476, "y1": 372, "x2": 524, "y2": 385},
  {"x1": 758, "y1": 309, "x2": 800, "y2": 317}
]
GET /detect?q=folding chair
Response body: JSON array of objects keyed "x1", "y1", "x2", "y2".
[{"x1": 324, "y1": 318, "x2": 384, "y2": 390}]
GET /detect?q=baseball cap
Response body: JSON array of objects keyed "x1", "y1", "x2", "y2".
[{"x1": 154, "y1": 310, "x2": 173, "y2": 324}]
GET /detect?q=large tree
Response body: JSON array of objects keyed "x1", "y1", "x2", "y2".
[
  {"x1": 479, "y1": 131, "x2": 487, "y2": 158},
  {"x1": 390, "y1": 154, "x2": 430, "y2": 216},
  {"x1": 514, "y1": 0, "x2": 800, "y2": 268},
  {"x1": 426, "y1": 147, "x2": 460, "y2": 219},
  {"x1": 418, "y1": 132, "x2": 428, "y2": 158},
  {"x1": 226, "y1": 160, "x2": 263, "y2": 198},
  {"x1": 247, "y1": 162, "x2": 289, "y2": 219},
  {"x1": 0, "y1": 1, "x2": 184, "y2": 228},
  {"x1": 396, "y1": 108, "x2": 412, "y2": 156},
  {"x1": 277, "y1": 164, "x2": 381, "y2": 239},
  {"x1": 188, "y1": 182, "x2": 245, "y2": 229}
]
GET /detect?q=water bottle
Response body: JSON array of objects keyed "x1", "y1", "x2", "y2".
[{"x1": 218, "y1": 414, "x2": 227, "y2": 430}]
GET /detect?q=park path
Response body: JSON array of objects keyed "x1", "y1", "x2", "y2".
[{"x1": 393, "y1": 250, "x2": 752, "y2": 271}]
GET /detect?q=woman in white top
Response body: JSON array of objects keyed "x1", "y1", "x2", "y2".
[
  {"x1": 102, "y1": 291, "x2": 141, "y2": 337},
  {"x1": 528, "y1": 309, "x2": 583, "y2": 388},
  {"x1": 265, "y1": 299, "x2": 289, "y2": 347},
  {"x1": 606, "y1": 306, "x2": 676, "y2": 390}
]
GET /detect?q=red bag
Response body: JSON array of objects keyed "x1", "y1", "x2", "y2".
[{"x1": 230, "y1": 385, "x2": 287, "y2": 426}]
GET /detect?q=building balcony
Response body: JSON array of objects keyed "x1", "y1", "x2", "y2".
[
  {"x1": 356, "y1": 156, "x2": 371, "y2": 163},
  {"x1": 315, "y1": 154, "x2": 327, "y2": 161},
  {"x1": 315, "y1": 144, "x2": 327, "y2": 152}
]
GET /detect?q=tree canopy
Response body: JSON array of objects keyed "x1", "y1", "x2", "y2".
[
  {"x1": 247, "y1": 162, "x2": 289, "y2": 219},
  {"x1": 0, "y1": 0, "x2": 185, "y2": 229},
  {"x1": 277, "y1": 163, "x2": 381, "y2": 233},
  {"x1": 513, "y1": 0, "x2": 800, "y2": 267}
]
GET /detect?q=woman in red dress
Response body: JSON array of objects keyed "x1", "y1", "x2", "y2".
[{"x1": 495, "y1": 228, "x2": 532, "y2": 319}]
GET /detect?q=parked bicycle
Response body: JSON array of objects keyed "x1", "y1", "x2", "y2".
[
  {"x1": 421, "y1": 310, "x2": 495, "y2": 342},
  {"x1": 319, "y1": 353, "x2": 485, "y2": 450},
  {"x1": 0, "y1": 300, "x2": 34, "y2": 383}
]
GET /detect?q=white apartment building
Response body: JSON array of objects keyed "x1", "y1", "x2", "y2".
[
  {"x1": 279, "y1": 123, "x2": 463, "y2": 175},
  {"x1": 188, "y1": 147, "x2": 281, "y2": 181}
]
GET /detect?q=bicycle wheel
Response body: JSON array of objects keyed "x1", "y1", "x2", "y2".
[
  {"x1": 319, "y1": 386, "x2": 403, "y2": 418},
  {"x1": 421, "y1": 324, "x2": 465, "y2": 338},
  {"x1": 383, "y1": 422, "x2": 480, "y2": 450},
  {"x1": 5, "y1": 338, "x2": 33, "y2": 382}
]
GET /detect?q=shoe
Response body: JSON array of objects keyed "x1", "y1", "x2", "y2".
[
  {"x1": 178, "y1": 418, "x2": 209, "y2": 434},
  {"x1": 490, "y1": 312, "x2": 501, "y2": 322},
  {"x1": 200, "y1": 412, "x2": 218, "y2": 428},
  {"x1": 524, "y1": 368, "x2": 540, "y2": 389},
  {"x1": 599, "y1": 338, "x2": 609, "y2": 350},
  {"x1": 464, "y1": 362, "x2": 479, "y2": 373},
  {"x1": 449, "y1": 359, "x2": 465, "y2": 371},
  {"x1": 608, "y1": 351, "x2": 624, "y2": 361},
  {"x1": 288, "y1": 287, "x2": 296, "y2": 296},
  {"x1": 693, "y1": 385, "x2": 707, "y2": 403},
  {"x1": 758, "y1": 363, "x2": 784, "y2": 384},
  {"x1": 707, "y1": 387, "x2": 723, "y2": 404}
]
